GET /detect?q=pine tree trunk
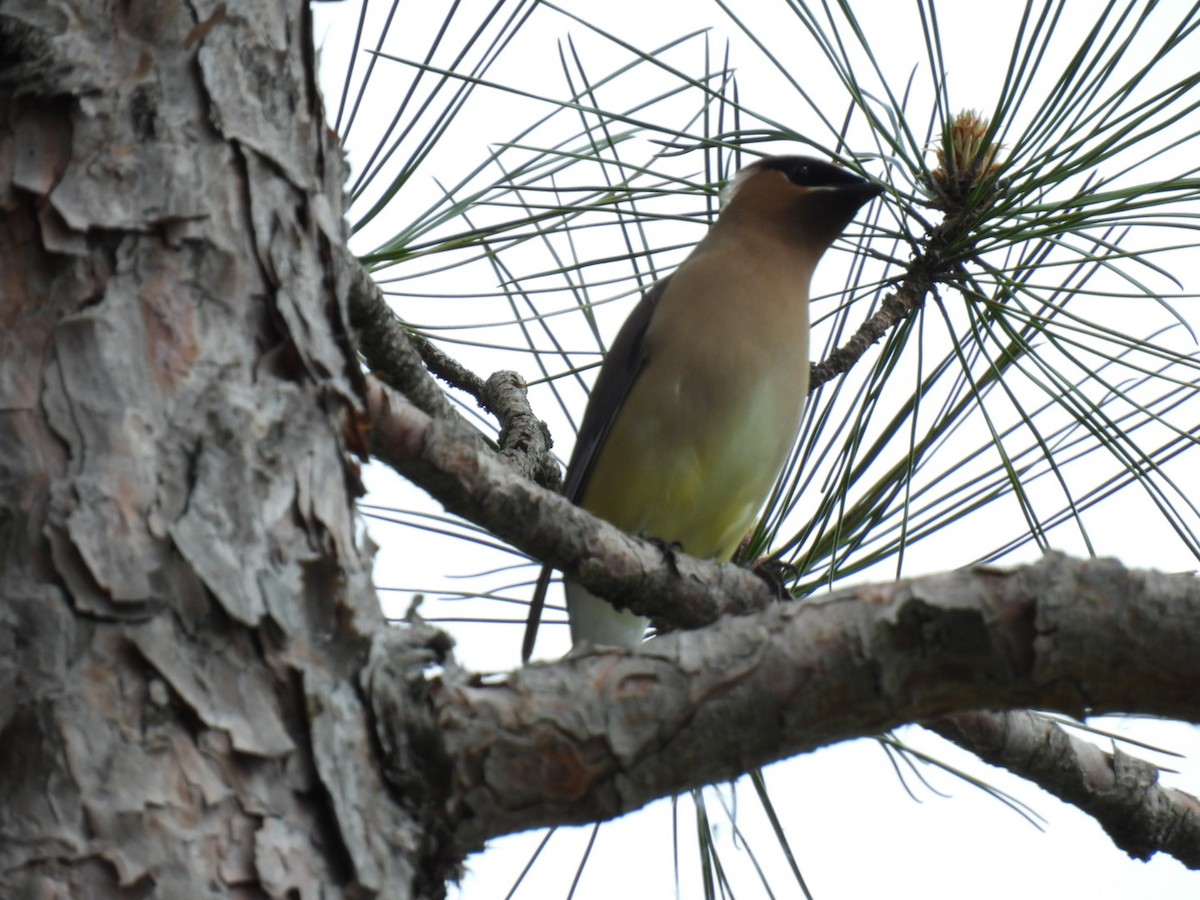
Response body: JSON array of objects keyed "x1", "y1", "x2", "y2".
[{"x1": 0, "y1": 2, "x2": 433, "y2": 895}]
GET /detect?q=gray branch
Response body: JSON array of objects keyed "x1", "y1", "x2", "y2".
[{"x1": 364, "y1": 552, "x2": 1200, "y2": 865}]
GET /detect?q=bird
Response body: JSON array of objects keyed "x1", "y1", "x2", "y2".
[{"x1": 522, "y1": 155, "x2": 881, "y2": 660}]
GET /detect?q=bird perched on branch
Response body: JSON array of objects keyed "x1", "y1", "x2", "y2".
[{"x1": 523, "y1": 155, "x2": 881, "y2": 660}]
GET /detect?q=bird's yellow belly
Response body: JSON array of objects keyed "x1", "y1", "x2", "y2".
[{"x1": 581, "y1": 374, "x2": 802, "y2": 562}]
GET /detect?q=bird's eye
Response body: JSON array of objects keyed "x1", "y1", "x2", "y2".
[
  {"x1": 742, "y1": 155, "x2": 871, "y2": 194},
  {"x1": 777, "y1": 158, "x2": 827, "y2": 186}
]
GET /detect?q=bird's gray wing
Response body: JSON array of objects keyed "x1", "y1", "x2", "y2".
[{"x1": 521, "y1": 277, "x2": 670, "y2": 661}]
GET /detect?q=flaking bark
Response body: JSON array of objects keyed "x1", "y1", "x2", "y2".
[{"x1": 0, "y1": 2, "x2": 432, "y2": 896}]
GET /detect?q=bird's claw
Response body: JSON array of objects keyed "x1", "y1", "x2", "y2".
[
  {"x1": 641, "y1": 533, "x2": 684, "y2": 576},
  {"x1": 751, "y1": 558, "x2": 798, "y2": 602}
]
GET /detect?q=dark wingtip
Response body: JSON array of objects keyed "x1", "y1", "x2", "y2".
[{"x1": 522, "y1": 565, "x2": 554, "y2": 662}]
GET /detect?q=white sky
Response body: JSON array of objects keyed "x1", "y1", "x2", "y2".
[{"x1": 312, "y1": 1, "x2": 1200, "y2": 896}]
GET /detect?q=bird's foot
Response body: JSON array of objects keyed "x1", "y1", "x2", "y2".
[
  {"x1": 751, "y1": 558, "x2": 799, "y2": 602},
  {"x1": 642, "y1": 533, "x2": 684, "y2": 576}
]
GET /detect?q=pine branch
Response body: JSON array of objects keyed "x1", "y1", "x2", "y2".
[{"x1": 928, "y1": 710, "x2": 1200, "y2": 866}]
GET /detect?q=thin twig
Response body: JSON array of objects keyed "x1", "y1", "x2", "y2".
[{"x1": 344, "y1": 249, "x2": 559, "y2": 486}]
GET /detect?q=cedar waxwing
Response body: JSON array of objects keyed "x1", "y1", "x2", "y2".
[{"x1": 522, "y1": 156, "x2": 881, "y2": 660}]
